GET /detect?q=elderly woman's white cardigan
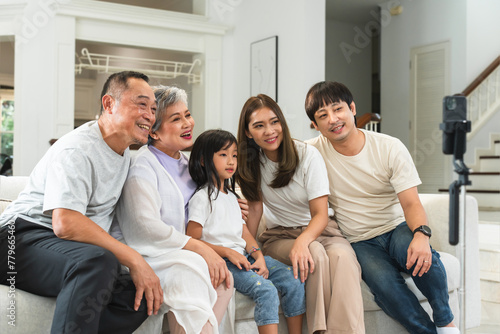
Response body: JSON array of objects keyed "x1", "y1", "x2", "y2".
[{"x1": 114, "y1": 146, "x2": 217, "y2": 334}]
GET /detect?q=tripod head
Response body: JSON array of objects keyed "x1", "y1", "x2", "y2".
[{"x1": 439, "y1": 95, "x2": 471, "y2": 162}]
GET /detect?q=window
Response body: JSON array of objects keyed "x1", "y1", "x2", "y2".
[{"x1": 1, "y1": 89, "x2": 14, "y2": 175}]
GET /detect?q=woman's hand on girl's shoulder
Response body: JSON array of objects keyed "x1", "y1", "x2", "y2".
[{"x1": 237, "y1": 198, "x2": 249, "y2": 222}]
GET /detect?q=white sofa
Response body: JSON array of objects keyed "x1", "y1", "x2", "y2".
[{"x1": 0, "y1": 175, "x2": 481, "y2": 333}]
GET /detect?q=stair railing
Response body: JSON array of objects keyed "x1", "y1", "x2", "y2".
[
  {"x1": 356, "y1": 113, "x2": 381, "y2": 132},
  {"x1": 462, "y1": 56, "x2": 500, "y2": 138}
]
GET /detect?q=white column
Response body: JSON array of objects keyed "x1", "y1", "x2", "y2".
[
  {"x1": 191, "y1": 34, "x2": 223, "y2": 138},
  {"x1": 14, "y1": 11, "x2": 75, "y2": 176}
]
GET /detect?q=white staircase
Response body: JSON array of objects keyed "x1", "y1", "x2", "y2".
[
  {"x1": 468, "y1": 135, "x2": 500, "y2": 209},
  {"x1": 478, "y1": 218, "x2": 500, "y2": 327},
  {"x1": 469, "y1": 136, "x2": 500, "y2": 327}
]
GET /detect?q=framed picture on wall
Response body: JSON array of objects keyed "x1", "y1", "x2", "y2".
[{"x1": 251, "y1": 36, "x2": 278, "y2": 101}]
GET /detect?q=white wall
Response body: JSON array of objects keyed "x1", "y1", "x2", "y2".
[
  {"x1": 466, "y1": 0, "x2": 500, "y2": 84},
  {"x1": 380, "y1": 0, "x2": 467, "y2": 146},
  {"x1": 217, "y1": 0, "x2": 325, "y2": 140},
  {"x1": 325, "y1": 19, "x2": 371, "y2": 118}
]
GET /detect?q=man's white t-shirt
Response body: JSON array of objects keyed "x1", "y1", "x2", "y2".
[
  {"x1": 260, "y1": 140, "x2": 331, "y2": 229},
  {"x1": 188, "y1": 186, "x2": 246, "y2": 255},
  {"x1": 0, "y1": 121, "x2": 130, "y2": 231},
  {"x1": 306, "y1": 129, "x2": 421, "y2": 243}
]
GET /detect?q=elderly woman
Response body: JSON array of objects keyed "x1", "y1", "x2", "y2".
[{"x1": 113, "y1": 85, "x2": 234, "y2": 334}]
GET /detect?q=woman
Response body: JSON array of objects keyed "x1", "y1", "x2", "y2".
[
  {"x1": 236, "y1": 94, "x2": 365, "y2": 334},
  {"x1": 113, "y1": 85, "x2": 234, "y2": 334}
]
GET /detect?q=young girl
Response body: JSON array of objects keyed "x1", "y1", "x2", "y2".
[{"x1": 186, "y1": 129, "x2": 305, "y2": 334}]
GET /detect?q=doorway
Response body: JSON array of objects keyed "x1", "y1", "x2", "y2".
[{"x1": 410, "y1": 41, "x2": 450, "y2": 193}]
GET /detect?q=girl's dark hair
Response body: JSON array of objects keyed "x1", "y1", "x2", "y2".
[
  {"x1": 189, "y1": 129, "x2": 239, "y2": 207},
  {"x1": 305, "y1": 81, "x2": 354, "y2": 124},
  {"x1": 236, "y1": 94, "x2": 299, "y2": 202}
]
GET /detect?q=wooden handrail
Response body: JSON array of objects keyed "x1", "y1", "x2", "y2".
[
  {"x1": 462, "y1": 55, "x2": 500, "y2": 96},
  {"x1": 356, "y1": 113, "x2": 381, "y2": 129}
]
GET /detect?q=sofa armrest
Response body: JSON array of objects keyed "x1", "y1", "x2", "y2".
[
  {"x1": 419, "y1": 193, "x2": 481, "y2": 327},
  {"x1": 419, "y1": 194, "x2": 479, "y2": 254},
  {"x1": 0, "y1": 176, "x2": 29, "y2": 201}
]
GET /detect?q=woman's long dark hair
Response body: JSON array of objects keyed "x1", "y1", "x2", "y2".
[
  {"x1": 236, "y1": 94, "x2": 299, "y2": 202},
  {"x1": 189, "y1": 129, "x2": 239, "y2": 208}
]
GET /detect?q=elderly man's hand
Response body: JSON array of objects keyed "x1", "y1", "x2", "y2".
[{"x1": 129, "y1": 256, "x2": 163, "y2": 316}]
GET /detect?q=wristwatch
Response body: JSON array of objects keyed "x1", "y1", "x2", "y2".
[{"x1": 413, "y1": 225, "x2": 432, "y2": 238}]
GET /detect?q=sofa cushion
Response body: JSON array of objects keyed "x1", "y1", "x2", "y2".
[{"x1": 0, "y1": 285, "x2": 56, "y2": 333}]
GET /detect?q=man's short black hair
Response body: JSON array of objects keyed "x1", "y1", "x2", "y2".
[
  {"x1": 100, "y1": 71, "x2": 149, "y2": 113},
  {"x1": 305, "y1": 81, "x2": 354, "y2": 124}
]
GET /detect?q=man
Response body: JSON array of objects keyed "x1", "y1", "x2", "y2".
[
  {"x1": 304, "y1": 81, "x2": 459, "y2": 334},
  {"x1": 0, "y1": 71, "x2": 162, "y2": 333}
]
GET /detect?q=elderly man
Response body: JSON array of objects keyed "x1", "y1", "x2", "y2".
[{"x1": 0, "y1": 71, "x2": 162, "y2": 333}]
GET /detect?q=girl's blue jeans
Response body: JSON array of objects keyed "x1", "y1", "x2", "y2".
[
  {"x1": 351, "y1": 222, "x2": 454, "y2": 334},
  {"x1": 225, "y1": 255, "x2": 305, "y2": 326}
]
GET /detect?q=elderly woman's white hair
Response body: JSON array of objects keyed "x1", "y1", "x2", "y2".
[{"x1": 148, "y1": 85, "x2": 188, "y2": 145}]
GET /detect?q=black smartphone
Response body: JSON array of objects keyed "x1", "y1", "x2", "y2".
[{"x1": 441, "y1": 96, "x2": 468, "y2": 157}]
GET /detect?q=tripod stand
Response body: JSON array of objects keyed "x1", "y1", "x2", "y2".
[
  {"x1": 448, "y1": 156, "x2": 470, "y2": 332},
  {"x1": 440, "y1": 96, "x2": 471, "y2": 332}
]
